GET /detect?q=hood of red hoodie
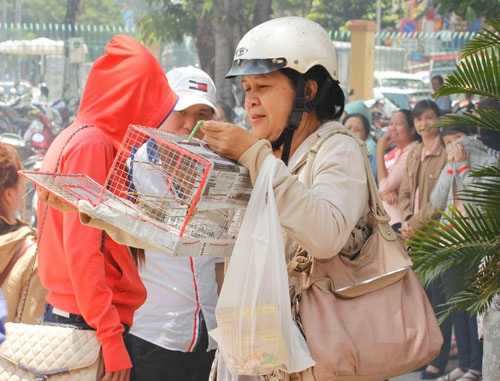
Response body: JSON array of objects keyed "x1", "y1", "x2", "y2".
[{"x1": 74, "y1": 34, "x2": 178, "y2": 150}]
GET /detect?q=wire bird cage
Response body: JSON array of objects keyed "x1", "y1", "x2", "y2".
[{"x1": 21, "y1": 125, "x2": 253, "y2": 257}]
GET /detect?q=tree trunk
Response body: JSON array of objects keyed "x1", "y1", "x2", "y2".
[
  {"x1": 195, "y1": 18, "x2": 215, "y2": 78},
  {"x1": 253, "y1": 0, "x2": 272, "y2": 27},
  {"x1": 211, "y1": 0, "x2": 247, "y2": 109},
  {"x1": 65, "y1": 0, "x2": 80, "y2": 27},
  {"x1": 196, "y1": 0, "x2": 273, "y2": 111}
]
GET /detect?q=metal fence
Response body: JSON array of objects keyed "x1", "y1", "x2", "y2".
[
  {"x1": 0, "y1": 22, "x2": 136, "y2": 99},
  {"x1": 0, "y1": 22, "x2": 200, "y2": 100},
  {"x1": 0, "y1": 22, "x2": 477, "y2": 100}
]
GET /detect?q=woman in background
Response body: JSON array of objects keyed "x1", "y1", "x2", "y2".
[
  {"x1": 399, "y1": 99, "x2": 449, "y2": 379},
  {"x1": 0, "y1": 142, "x2": 46, "y2": 323},
  {"x1": 343, "y1": 112, "x2": 378, "y2": 181},
  {"x1": 376, "y1": 109, "x2": 420, "y2": 232}
]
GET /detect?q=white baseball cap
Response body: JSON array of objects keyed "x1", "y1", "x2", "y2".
[{"x1": 166, "y1": 66, "x2": 219, "y2": 117}]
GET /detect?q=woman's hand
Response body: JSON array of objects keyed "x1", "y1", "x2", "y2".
[
  {"x1": 380, "y1": 190, "x2": 398, "y2": 205},
  {"x1": 100, "y1": 369, "x2": 130, "y2": 381},
  {"x1": 447, "y1": 142, "x2": 469, "y2": 164},
  {"x1": 453, "y1": 142, "x2": 469, "y2": 163},
  {"x1": 200, "y1": 121, "x2": 259, "y2": 161},
  {"x1": 37, "y1": 187, "x2": 78, "y2": 212},
  {"x1": 377, "y1": 135, "x2": 393, "y2": 154},
  {"x1": 400, "y1": 221, "x2": 413, "y2": 240}
]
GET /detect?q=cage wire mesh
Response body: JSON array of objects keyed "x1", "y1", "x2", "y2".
[{"x1": 21, "y1": 125, "x2": 252, "y2": 257}]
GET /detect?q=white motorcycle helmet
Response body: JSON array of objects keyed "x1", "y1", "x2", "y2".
[
  {"x1": 226, "y1": 16, "x2": 338, "y2": 82},
  {"x1": 227, "y1": 17, "x2": 340, "y2": 164}
]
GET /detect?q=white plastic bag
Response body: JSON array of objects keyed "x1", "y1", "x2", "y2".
[{"x1": 210, "y1": 155, "x2": 314, "y2": 375}]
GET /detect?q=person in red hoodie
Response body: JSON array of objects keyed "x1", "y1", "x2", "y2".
[{"x1": 36, "y1": 35, "x2": 177, "y2": 381}]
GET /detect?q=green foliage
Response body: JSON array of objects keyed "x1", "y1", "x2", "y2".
[
  {"x1": 410, "y1": 204, "x2": 500, "y2": 319},
  {"x1": 273, "y1": 0, "x2": 311, "y2": 17},
  {"x1": 309, "y1": 0, "x2": 366, "y2": 31},
  {"x1": 15, "y1": 0, "x2": 122, "y2": 26},
  {"x1": 411, "y1": 17, "x2": 500, "y2": 319},
  {"x1": 137, "y1": 0, "x2": 198, "y2": 44},
  {"x1": 78, "y1": 0, "x2": 123, "y2": 26},
  {"x1": 16, "y1": 0, "x2": 67, "y2": 24},
  {"x1": 434, "y1": 0, "x2": 500, "y2": 23},
  {"x1": 136, "y1": 0, "x2": 398, "y2": 45},
  {"x1": 432, "y1": 18, "x2": 500, "y2": 129}
]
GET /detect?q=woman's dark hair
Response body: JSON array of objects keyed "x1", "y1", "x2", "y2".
[
  {"x1": 440, "y1": 125, "x2": 471, "y2": 137},
  {"x1": 0, "y1": 143, "x2": 22, "y2": 225},
  {"x1": 282, "y1": 66, "x2": 345, "y2": 121},
  {"x1": 431, "y1": 74, "x2": 444, "y2": 86},
  {"x1": 411, "y1": 99, "x2": 440, "y2": 119},
  {"x1": 396, "y1": 109, "x2": 422, "y2": 142},
  {"x1": 0, "y1": 143, "x2": 22, "y2": 194},
  {"x1": 342, "y1": 113, "x2": 370, "y2": 138}
]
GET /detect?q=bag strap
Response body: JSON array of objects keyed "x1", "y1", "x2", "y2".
[
  {"x1": 303, "y1": 127, "x2": 396, "y2": 241},
  {"x1": 17, "y1": 125, "x2": 91, "y2": 322}
]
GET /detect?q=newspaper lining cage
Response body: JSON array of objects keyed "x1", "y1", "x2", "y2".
[{"x1": 21, "y1": 125, "x2": 253, "y2": 257}]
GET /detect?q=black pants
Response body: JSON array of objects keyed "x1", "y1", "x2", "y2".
[
  {"x1": 125, "y1": 320, "x2": 216, "y2": 381},
  {"x1": 426, "y1": 279, "x2": 452, "y2": 372}
]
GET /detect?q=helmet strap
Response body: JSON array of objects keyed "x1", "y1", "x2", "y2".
[
  {"x1": 272, "y1": 75, "x2": 308, "y2": 165},
  {"x1": 272, "y1": 75, "x2": 333, "y2": 165}
]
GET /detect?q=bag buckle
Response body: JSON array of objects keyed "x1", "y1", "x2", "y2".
[{"x1": 288, "y1": 250, "x2": 312, "y2": 274}]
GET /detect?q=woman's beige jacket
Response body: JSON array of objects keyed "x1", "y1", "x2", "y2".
[
  {"x1": 238, "y1": 121, "x2": 369, "y2": 261},
  {"x1": 0, "y1": 224, "x2": 48, "y2": 323}
]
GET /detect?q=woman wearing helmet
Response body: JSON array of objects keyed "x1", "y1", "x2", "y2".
[{"x1": 201, "y1": 17, "x2": 370, "y2": 380}]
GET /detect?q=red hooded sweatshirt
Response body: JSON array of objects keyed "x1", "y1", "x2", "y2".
[{"x1": 37, "y1": 35, "x2": 177, "y2": 372}]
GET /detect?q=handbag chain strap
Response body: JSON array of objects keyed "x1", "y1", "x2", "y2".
[{"x1": 17, "y1": 125, "x2": 91, "y2": 322}]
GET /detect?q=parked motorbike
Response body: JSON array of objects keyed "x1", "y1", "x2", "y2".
[
  {"x1": 0, "y1": 106, "x2": 16, "y2": 134},
  {"x1": 0, "y1": 96, "x2": 33, "y2": 134},
  {"x1": 52, "y1": 96, "x2": 79, "y2": 128},
  {"x1": 22, "y1": 103, "x2": 62, "y2": 156},
  {"x1": 0, "y1": 97, "x2": 63, "y2": 227}
]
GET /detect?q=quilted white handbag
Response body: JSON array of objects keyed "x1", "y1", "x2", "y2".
[{"x1": 0, "y1": 322, "x2": 103, "y2": 380}]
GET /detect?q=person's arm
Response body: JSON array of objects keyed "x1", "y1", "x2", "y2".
[
  {"x1": 215, "y1": 262, "x2": 224, "y2": 295},
  {"x1": 240, "y1": 131, "x2": 369, "y2": 260},
  {"x1": 38, "y1": 187, "x2": 78, "y2": 212},
  {"x1": 430, "y1": 165, "x2": 453, "y2": 209},
  {"x1": 398, "y1": 159, "x2": 413, "y2": 224},
  {"x1": 452, "y1": 142, "x2": 471, "y2": 190},
  {"x1": 376, "y1": 136, "x2": 392, "y2": 183},
  {"x1": 202, "y1": 121, "x2": 369, "y2": 260}
]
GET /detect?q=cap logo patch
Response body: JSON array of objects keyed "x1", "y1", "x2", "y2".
[{"x1": 188, "y1": 80, "x2": 208, "y2": 93}]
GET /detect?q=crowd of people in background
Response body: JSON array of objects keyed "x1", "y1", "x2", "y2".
[{"x1": 341, "y1": 94, "x2": 500, "y2": 381}]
